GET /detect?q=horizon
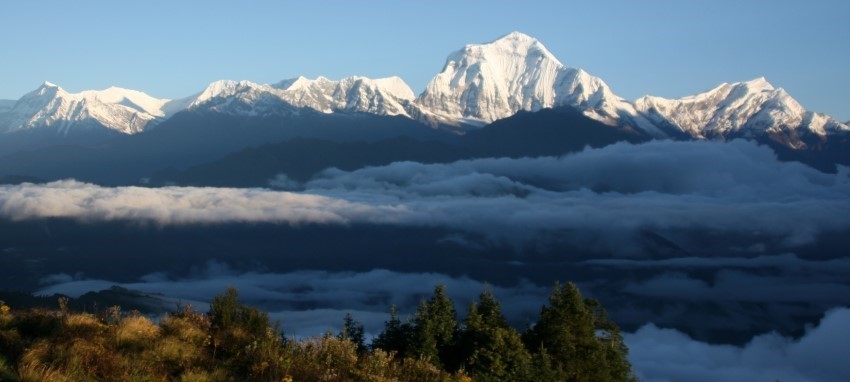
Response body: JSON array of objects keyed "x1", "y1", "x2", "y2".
[{"x1": 1, "y1": 1, "x2": 848, "y2": 121}]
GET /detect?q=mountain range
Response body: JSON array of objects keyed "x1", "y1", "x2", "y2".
[{"x1": 0, "y1": 32, "x2": 847, "y2": 184}]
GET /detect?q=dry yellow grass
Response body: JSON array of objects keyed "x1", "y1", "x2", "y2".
[
  {"x1": 116, "y1": 315, "x2": 160, "y2": 349},
  {"x1": 161, "y1": 314, "x2": 208, "y2": 345}
]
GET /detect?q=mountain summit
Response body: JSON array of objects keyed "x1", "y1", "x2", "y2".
[
  {"x1": 416, "y1": 31, "x2": 565, "y2": 123},
  {"x1": 0, "y1": 82, "x2": 179, "y2": 135},
  {"x1": 413, "y1": 32, "x2": 664, "y2": 136},
  {"x1": 636, "y1": 77, "x2": 849, "y2": 147}
]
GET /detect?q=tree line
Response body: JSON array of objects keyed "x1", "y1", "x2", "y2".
[{"x1": 0, "y1": 282, "x2": 636, "y2": 381}]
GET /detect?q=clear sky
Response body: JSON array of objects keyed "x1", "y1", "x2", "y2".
[{"x1": 1, "y1": 0, "x2": 848, "y2": 121}]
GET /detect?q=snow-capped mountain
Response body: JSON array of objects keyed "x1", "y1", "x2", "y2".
[
  {"x1": 273, "y1": 76, "x2": 414, "y2": 116},
  {"x1": 181, "y1": 80, "x2": 299, "y2": 117},
  {"x1": 413, "y1": 31, "x2": 664, "y2": 136},
  {"x1": 635, "y1": 77, "x2": 850, "y2": 147},
  {"x1": 0, "y1": 82, "x2": 179, "y2": 135},
  {"x1": 182, "y1": 75, "x2": 415, "y2": 118},
  {"x1": 1, "y1": 31, "x2": 846, "y2": 151}
]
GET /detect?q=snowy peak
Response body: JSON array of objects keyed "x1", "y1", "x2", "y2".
[
  {"x1": 78, "y1": 86, "x2": 171, "y2": 117},
  {"x1": 465, "y1": 31, "x2": 562, "y2": 67},
  {"x1": 188, "y1": 80, "x2": 271, "y2": 108},
  {"x1": 362, "y1": 76, "x2": 415, "y2": 101},
  {"x1": 184, "y1": 80, "x2": 298, "y2": 117},
  {"x1": 185, "y1": 75, "x2": 415, "y2": 118},
  {"x1": 0, "y1": 82, "x2": 174, "y2": 135},
  {"x1": 635, "y1": 77, "x2": 847, "y2": 143},
  {"x1": 416, "y1": 32, "x2": 567, "y2": 123},
  {"x1": 414, "y1": 31, "x2": 665, "y2": 137}
]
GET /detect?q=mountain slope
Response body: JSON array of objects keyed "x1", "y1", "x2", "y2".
[
  {"x1": 0, "y1": 110, "x2": 449, "y2": 185},
  {"x1": 158, "y1": 106, "x2": 648, "y2": 188},
  {"x1": 463, "y1": 106, "x2": 651, "y2": 158}
]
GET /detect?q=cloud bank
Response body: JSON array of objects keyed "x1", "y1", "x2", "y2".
[
  {"x1": 37, "y1": 263, "x2": 547, "y2": 336},
  {"x1": 1, "y1": 140, "x2": 848, "y2": 253}
]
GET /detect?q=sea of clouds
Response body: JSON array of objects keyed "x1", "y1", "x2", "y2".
[
  {"x1": 1, "y1": 140, "x2": 848, "y2": 251},
  {"x1": 5, "y1": 139, "x2": 850, "y2": 381}
]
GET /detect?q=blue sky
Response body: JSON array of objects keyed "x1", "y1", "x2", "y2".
[{"x1": 1, "y1": 0, "x2": 848, "y2": 120}]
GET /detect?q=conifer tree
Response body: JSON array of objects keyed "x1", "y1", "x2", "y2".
[
  {"x1": 524, "y1": 282, "x2": 635, "y2": 382},
  {"x1": 338, "y1": 312, "x2": 367, "y2": 354},
  {"x1": 372, "y1": 304, "x2": 413, "y2": 358},
  {"x1": 460, "y1": 288, "x2": 532, "y2": 381},
  {"x1": 409, "y1": 284, "x2": 458, "y2": 368}
]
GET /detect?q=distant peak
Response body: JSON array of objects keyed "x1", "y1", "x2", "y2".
[
  {"x1": 463, "y1": 31, "x2": 561, "y2": 67},
  {"x1": 748, "y1": 76, "x2": 769, "y2": 84},
  {"x1": 26, "y1": 81, "x2": 64, "y2": 98},
  {"x1": 276, "y1": 76, "x2": 333, "y2": 91},
  {"x1": 740, "y1": 76, "x2": 774, "y2": 91},
  {"x1": 495, "y1": 31, "x2": 537, "y2": 42},
  {"x1": 207, "y1": 79, "x2": 238, "y2": 87},
  {"x1": 483, "y1": 31, "x2": 543, "y2": 49}
]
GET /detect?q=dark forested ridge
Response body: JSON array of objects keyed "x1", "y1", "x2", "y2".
[
  {"x1": 0, "y1": 283, "x2": 635, "y2": 381},
  {"x1": 159, "y1": 106, "x2": 650, "y2": 188},
  {"x1": 0, "y1": 104, "x2": 845, "y2": 187}
]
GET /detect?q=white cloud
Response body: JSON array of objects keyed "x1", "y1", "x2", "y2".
[
  {"x1": 1, "y1": 140, "x2": 848, "y2": 252},
  {"x1": 626, "y1": 307, "x2": 850, "y2": 382},
  {"x1": 0, "y1": 179, "x2": 409, "y2": 225}
]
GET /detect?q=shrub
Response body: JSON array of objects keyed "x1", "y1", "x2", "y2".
[{"x1": 288, "y1": 336, "x2": 359, "y2": 381}]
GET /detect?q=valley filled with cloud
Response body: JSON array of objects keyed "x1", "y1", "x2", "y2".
[{"x1": 2, "y1": 139, "x2": 848, "y2": 381}]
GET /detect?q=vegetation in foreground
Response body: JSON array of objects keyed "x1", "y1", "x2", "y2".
[{"x1": 0, "y1": 282, "x2": 635, "y2": 381}]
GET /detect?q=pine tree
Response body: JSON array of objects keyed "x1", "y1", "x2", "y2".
[
  {"x1": 459, "y1": 289, "x2": 532, "y2": 382},
  {"x1": 338, "y1": 312, "x2": 367, "y2": 355},
  {"x1": 524, "y1": 282, "x2": 635, "y2": 382},
  {"x1": 409, "y1": 284, "x2": 458, "y2": 369},
  {"x1": 371, "y1": 304, "x2": 413, "y2": 358}
]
